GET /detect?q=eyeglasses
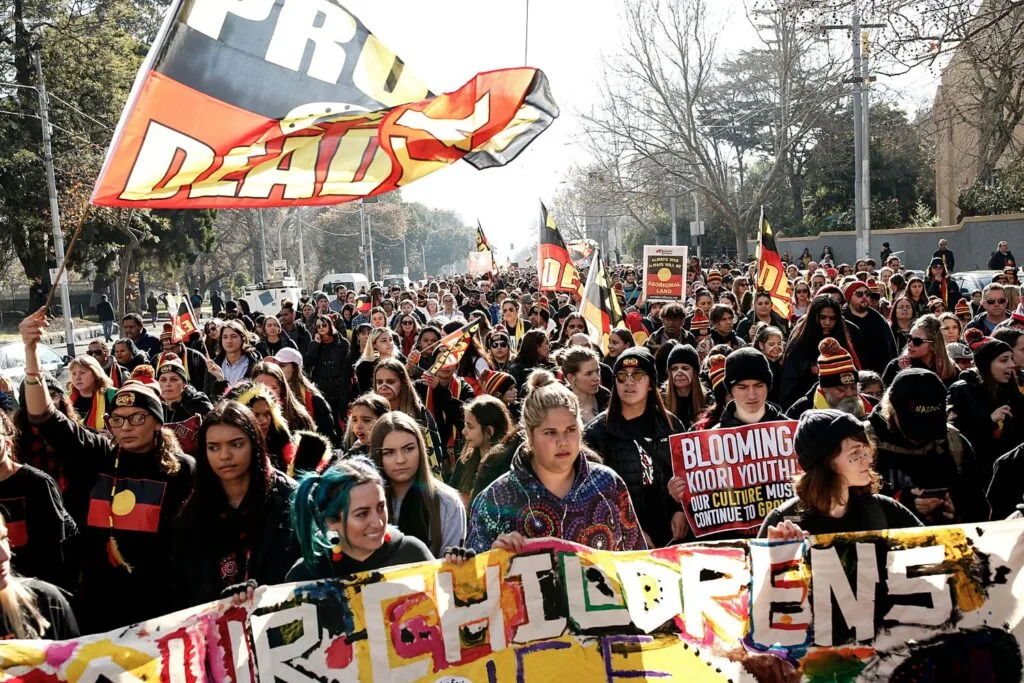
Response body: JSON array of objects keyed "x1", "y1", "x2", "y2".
[
  {"x1": 107, "y1": 413, "x2": 149, "y2": 428},
  {"x1": 401, "y1": 321, "x2": 415, "y2": 326},
  {"x1": 615, "y1": 370, "x2": 649, "y2": 384},
  {"x1": 908, "y1": 337, "x2": 934, "y2": 347},
  {"x1": 850, "y1": 290, "x2": 868, "y2": 298},
  {"x1": 87, "y1": 349, "x2": 104, "y2": 357},
  {"x1": 489, "y1": 340, "x2": 509, "y2": 349},
  {"x1": 987, "y1": 298, "x2": 1007, "y2": 305}
]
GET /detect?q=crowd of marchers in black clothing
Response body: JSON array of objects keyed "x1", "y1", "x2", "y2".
[{"x1": 0, "y1": 236, "x2": 1022, "y2": 640}]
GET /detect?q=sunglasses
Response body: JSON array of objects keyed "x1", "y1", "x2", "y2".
[
  {"x1": 401, "y1": 320, "x2": 415, "y2": 325},
  {"x1": 489, "y1": 340, "x2": 509, "y2": 349},
  {"x1": 908, "y1": 337, "x2": 934, "y2": 347},
  {"x1": 615, "y1": 370, "x2": 649, "y2": 384},
  {"x1": 987, "y1": 298, "x2": 1007, "y2": 305},
  {"x1": 87, "y1": 349, "x2": 104, "y2": 357}
]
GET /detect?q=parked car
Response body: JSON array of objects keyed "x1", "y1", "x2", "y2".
[
  {"x1": 0, "y1": 342, "x2": 70, "y2": 397},
  {"x1": 951, "y1": 271, "x2": 997, "y2": 298}
]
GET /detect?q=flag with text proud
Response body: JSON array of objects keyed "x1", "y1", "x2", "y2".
[
  {"x1": 538, "y1": 201, "x2": 584, "y2": 298},
  {"x1": 92, "y1": 0, "x2": 558, "y2": 208},
  {"x1": 756, "y1": 207, "x2": 792, "y2": 319}
]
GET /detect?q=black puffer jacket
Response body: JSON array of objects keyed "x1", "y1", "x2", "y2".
[
  {"x1": 164, "y1": 385, "x2": 214, "y2": 424},
  {"x1": 868, "y1": 408, "x2": 990, "y2": 526},
  {"x1": 948, "y1": 370, "x2": 1024, "y2": 481},
  {"x1": 172, "y1": 470, "x2": 298, "y2": 608},
  {"x1": 583, "y1": 406, "x2": 683, "y2": 547},
  {"x1": 304, "y1": 336, "x2": 351, "y2": 415}
]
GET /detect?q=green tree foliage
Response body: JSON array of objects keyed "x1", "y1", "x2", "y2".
[
  {"x1": 958, "y1": 159, "x2": 1024, "y2": 218},
  {"x1": 0, "y1": 0, "x2": 213, "y2": 290},
  {"x1": 796, "y1": 102, "x2": 933, "y2": 233}
]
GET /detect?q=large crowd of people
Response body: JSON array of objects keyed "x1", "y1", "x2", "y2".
[{"x1": 0, "y1": 240, "x2": 1023, "y2": 639}]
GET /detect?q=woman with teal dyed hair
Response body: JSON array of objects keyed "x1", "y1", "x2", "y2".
[{"x1": 285, "y1": 456, "x2": 434, "y2": 581}]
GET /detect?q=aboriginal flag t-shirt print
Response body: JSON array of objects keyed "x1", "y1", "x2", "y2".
[{"x1": 86, "y1": 475, "x2": 167, "y2": 533}]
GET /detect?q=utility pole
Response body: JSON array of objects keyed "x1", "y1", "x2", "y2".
[
  {"x1": 824, "y1": 5, "x2": 882, "y2": 260},
  {"x1": 670, "y1": 195, "x2": 677, "y2": 246},
  {"x1": 256, "y1": 210, "x2": 269, "y2": 283},
  {"x1": 421, "y1": 243, "x2": 427, "y2": 278},
  {"x1": 402, "y1": 231, "x2": 409, "y2": 277},
  {"x1": 359, "y1": 201, "x2": 368, "y2": 278},
  {"x1": 34, "y1": 52, "x2": 74, "y2": 358},
  {"x1": 524, "y1": 0, "x2": 530, "y2": 65},
  {"x1": 296, "y1": 209, "x2": 307, "y2": 290},
  {"x1": 366, "y1": 206, "x2": 376, "y2": 281}
]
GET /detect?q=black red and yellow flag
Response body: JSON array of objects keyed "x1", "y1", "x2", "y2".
[
  {"x1": 476, "y1": 221, "x2": 490, "y2": 252},
  {"x1": 580, "y1": 251, "x2": 625, "y2": 353},
  {"x1": 756, "y1": 207, "x2": 792, "y2": 319},
  {"x1": 92, "y1": 1, "x2": 558, "y2": 208},
  {"x1": 87, "y1": 475, "x2": 167, "y2": 533},
  {"x1": 428, "y1": 318, "x2": 483, "y2": 374},
  {"x1": 538, "y1": 202, "x2": 584, "y2": 298}
]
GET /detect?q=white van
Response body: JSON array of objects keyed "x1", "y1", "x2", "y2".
[
  {"x1": 382, "y1": 275, "x2": 412, "y2": 291},
  {"x1": 241, "y1": 278, "x2": 303, "y2": 316},
  {"x1": 319, "y1": 272, "x2": 370, "y2": 294}
]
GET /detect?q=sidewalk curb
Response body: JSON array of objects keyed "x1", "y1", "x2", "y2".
[{"x1": 42, "y1": 323, "x2": 120, "y2": 346}]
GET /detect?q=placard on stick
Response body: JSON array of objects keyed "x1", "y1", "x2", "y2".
[
  {"x1": 642, "y1": 245, "x2": 688, "y2": 302},
  {"x1": 669, "y1": 420, "x2": 801, "y2": 537}
]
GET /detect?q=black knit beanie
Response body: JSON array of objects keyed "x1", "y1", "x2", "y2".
[{"x1": 724, "y1": 347, "x2": 773, "y2": 391}]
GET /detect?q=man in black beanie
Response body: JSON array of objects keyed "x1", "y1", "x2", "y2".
[{"x1": 715, "y1": 347, "x2": 785, "y2": 428}]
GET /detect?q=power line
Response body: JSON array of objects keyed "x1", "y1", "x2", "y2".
[
  {"x1": 0, "y1": 108, "x2": 39, "y2": 120},
  {"x1": 46, "y1": 92, "x2": 115, "y2": 132}
]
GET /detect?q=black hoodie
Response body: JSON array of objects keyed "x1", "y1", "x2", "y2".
[
  {"x1": 173, "y1": 470, "x2": 298, "y2": 607},
  {"x1": 867, "y1": 407, "x2": 989, "y2": 526},
  {"x1": 284, "y1": 527, "x2": 433, "y2": 582}
]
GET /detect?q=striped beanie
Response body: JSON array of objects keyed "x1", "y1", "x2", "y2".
[
  {"x1": 481, "y1": 370, "x2": 516, "y2": 397},
  {"x1": 707, "y1": 353, "x2": 728, "y2": 403},
  {"x1": 817, "y1": 337, "x2": 857, "y2": 388},
  {"x1": 690, "y1": 309, "x2": 710, "y2": 335},
  {"x1": 706, "y1": 270, "x2": 722, "y2": 285},
  {"x1": 867, "y1": 278, "x2": 880, "y2": 295},
  {"x1": 954, "y1": 298, "x2": 971, "y2": 318}
]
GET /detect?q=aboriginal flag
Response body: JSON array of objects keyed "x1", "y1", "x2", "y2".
[
  {"x1": 165, "y1": 293, "x2": 198, "y2": 343},
  {"x1": 756, "y1": 207, "x2": 792, "y2": 320},
  {"x1": 87, "y1": 475, "x2": 167, "y2": 534},
  {"x1": 580, "y1": 251, "x2": 624, "y2": 353},
  {"x1": 538, "y1": 202, "x2": 584, "y2": 298},
  {"x1": 356, "y1": 295, "x2": 372, "y2": 314},
  {"x1": 476, "y1": 222, "x2": 490, "y2": 252},
  {"x1": 92, "y1": 1, "x2": 558, "y2": 208},
  {"x1": 428, "y1": 319, "x2": 482, "y2": 374}
]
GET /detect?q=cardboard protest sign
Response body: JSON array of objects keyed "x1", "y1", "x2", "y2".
[
  {"x1": 642, "y1": 245, "x2": 688, "y2": 302},
  {"x1": 670, "y1": 420, "x2": 801, "y2": 537},
  {"x1": 6, "y1": 523, "x2": 1024, "y2": 682}
]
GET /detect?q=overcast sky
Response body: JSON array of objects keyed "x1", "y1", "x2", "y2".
[{"x1": 344, "y1": 0, "x2": 942, "y2": 260}]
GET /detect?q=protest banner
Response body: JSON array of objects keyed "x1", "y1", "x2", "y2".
[
  {"x1": 4, "y1": 522, "x2": 1023, "y2": 682},
  {"x1": 642, "y1": 245, "x2": 688, "y2": 302},
  {"x1": 670, "y1": 420, "x2": 801, "y2": 537}
]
